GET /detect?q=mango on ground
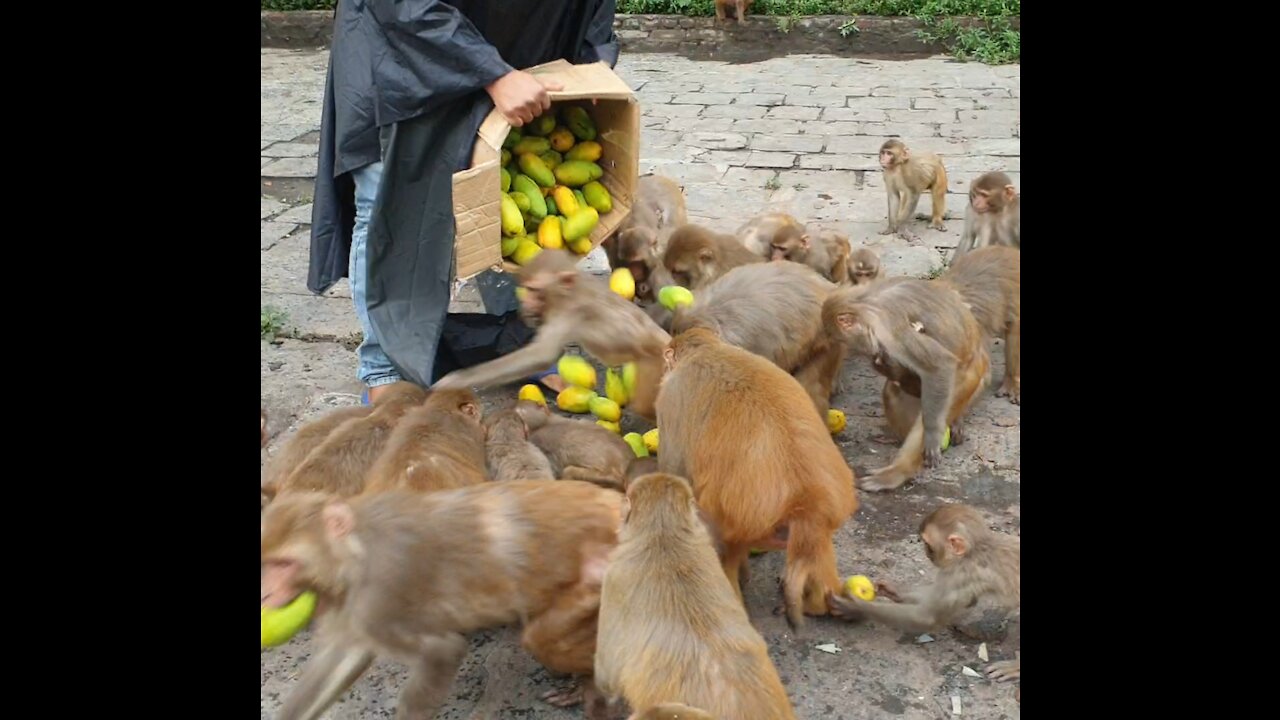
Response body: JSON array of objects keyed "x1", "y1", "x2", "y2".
[
  {"x1": 622, "y1": 432, "x2": 649, "y2": 458},
  {"x1": 596, "y1": 420, "x2": 621, "y2": 434},
  {"x1": 557, "y1": 354, "x2": 597, "y2": 389},
  {"x1": 589, "y1": 396, "x2": 622, "y2": 423},
  {"x1": 643, "y1": 428, "x2": 659, "y2": 454},
  {"x1": 605, "y1": 367, "x2": 629, "y2": 407},
  {"x1": 557, "y1": 386, "x2": 598, "y2": 414},
  {"x1": 518, "y1": 384, "x2": 547, "y2": 406},
  {"x1": 621, "y1": 362, "x2": 637, "y2": 397}
]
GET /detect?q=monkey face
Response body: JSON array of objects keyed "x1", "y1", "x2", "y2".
[
  {"x1": 770, "y1": 243, "x2": 790, "y2": 261},
  {"x1": 970, "y1": 189, "x2": 995, "y2": 214},
  {"x1": 879, "y1": 149, "x2": 896, "y2": 169},
  {"x1": 261, "y1": 555, "x2": 305, "y2": 608},
  {"x1": 517, "y1": 281, "x2": 547, "y2": 324}
]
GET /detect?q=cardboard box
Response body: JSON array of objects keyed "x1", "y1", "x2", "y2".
[{"x1": 451, "y1": 59, "x2": 640, "y2": 281}]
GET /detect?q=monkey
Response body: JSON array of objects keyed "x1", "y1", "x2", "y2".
[
  {"x1": 848, "y1": 247, "x2": 884, "y2": 285},
  {"x1": 628, "y1": 704, "x2": 715, "y2": 720},
  {"x1": 736, "y1": 212, "x2": 807, "y2": 257},
  {"x1": 657, "y1": 328, "x2": 857, "y2": 628},
  {"x1": 482, "y1": 406, "x2": 555, "y2": 482},
  {"x1": 822, "y1": 277, "x2": 990, "y2": 492},
  {"x1": 262, "y1": 480, "x2": 622, "y2": 720},
  {"x1": 363, "y1": 387, "x2": 488, "y2": 494},
  {"x1": 595, "y1": 473, "x2": 797, "y2": 719},
  {"x1": 827, "y1": 504, "x2": 1019, "y2": 690},
  {"x1": 671, "y1": 261, "x2": 844, "y2": 417},
  {"x1": 879, "y1": 139, "x2": 948, "y2": 239},
  {"x1": 769, "y1": 227, "x2": 853, "y2": 285},
  {"x1": 663, "y1": 224, "x2": 765, "y2": 291},
  {"x1": 625, "y1": 456, "x2": 728, "y2": 561},
  {"x1": 714, "y1": 0, "x2": 755, "y2": 25},
  {"x1": 516, "y1": 400, "x2": 632, "y2": 491},
  {"x1": 942, "y1": 245, "x2": 1020, "y2": 404},
  {"x1": 433, "y1": 250, "x2": 670, "y2": 421},
  {"x1": 263, "y1": 382, "x2": 427, "y2": 501},
  {"x1": 605, "y1": 174, "x2": 688, "y2": 293},
  {"x1": 953, "y1": 171, "x2": 1020, "y2": 260}
]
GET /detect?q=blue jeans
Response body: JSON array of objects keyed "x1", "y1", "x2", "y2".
[{"x1": 350, "y1": 161, "x2": 401, "y2": 388}]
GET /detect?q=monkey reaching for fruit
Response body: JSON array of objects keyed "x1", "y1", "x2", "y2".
[
  {"x1": 433, "y1": 250, "x2": 669, "y2": 421},
  {"x1": 953, "y1": 171, "x2": 1020, "y2": 260},
  {"x1": 942, "y1": 245, "x2": 1020, "y2": 404},
  {"x1": 823, "y1": 278, "x2": 990, "y2": 491},
  {"x1": 657, "y1": 329, "x2": 856, "y2": 628},
  {"x1": 516, "y1": 400, "x2": 632, "y2": 491},
  {"x1": 879, "y1": 139, "x2": 948, "y2": 239},
  {"x1": 828, "y1": 504, "x2": 1020, "y2": 690},
  {"x1": 262, "y1": 481, "x2": 622, "y2": 720},
  {"x1": 663, "y1": 224, "x2": 764, "y2": 291},
  {"x1": 848, "y1": 247, "x2": 884, "y2": 285},
  {"x1": 363, "y1": 388, "x2": 489, "y2": 494},
  {"x1": 595, "y1": 473, "x2": 796, "y2": 719},
  {"x1": 606, "y1": 174, "x2": 688, "y2": 293},
  {"x1": 483, "y1": 406, "x2": 555, "y2": 482}
]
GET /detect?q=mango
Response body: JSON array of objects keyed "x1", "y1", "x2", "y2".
[
  {"x1": 605, "y1": 367, "x2": 629, "y2": 407},
  {"x1": 565, "y1": 140, "x2": 603, "y2": 162},
  {"x1": 609, "y1": 267, "x2": 635, "y2": 300},
  {"x1": 621, "y1": 362, "x2": 637, "y2": 398},
  {"x1": 500, "y1": 167, "x2": 511, "y2": 193},
  {"x1": 553, "y1": 160, "x2": 595, "y2": 188},
  {"x1": 827, "y1": 409, "x2": 847, "y2": 434},
  {"x1": 262, "y1": 591, "x2": 318, "y2": 649},
  {"x1": 643, "y1": 428, "x2": 659, "y2": 454},
  {"x1": 623, "y1": 432, "x2": 649, "y2": 458},
  {"x1": 544, "y1": 194, "x2": 558, "y2": 216},
  {"x1": 539, "y1": 150, "x2": 563, "y2": 170},
  {"x1": 582, "y1": 181, "x2": 613, "y2": 214},
  {"x1": 658, "y1": 285, "x2": 695, "y2": 311},
  {"x1": 501, "y1": 148, "x2": 511, "y2": 167},
  {"x1": 528, "y1": 114, "x2": 557, "y2": 137},
  {"x1": 589, "y1": 396, "x2": 622, "y2": 423},
  {"x1": 512, "y1": 239, "x2": 543, "y2": 266},
  {"x1": 512, "y1": 137, "x2": 551, "y2": 156},
  {"x1": 596, "y1": 420, "x2": 621, "y2": 434},
  {"x1": 525, "y1": 217, "x2": 540, "y2": 235},
  {"x1": 513, "y1": 174, "x2": 548, "y2": 220},
  {"x1": 573, "y1": 189, "x2": 587, "y2": 208},
  {"x1": 564, "y1": 106, "x2": 597, "y2": 141},
  {"x1": 844, "y1": 575, "x2": 876, "y2": 601},
  {"x1": 549, "y1": 126, "x2": 576, "y2": 152},
  {"x1": 557, "y1": 386, "x2": 598, "y2": 414},
  {"x1": 518, "y1": 153, "x2": 556, "y2": 188},
  {"x1": 518, "y1": 384, "x2": 547, "y2": 406},
  {"x1": 501, "y1": 236, "x2": 520, "y2": 258},
  {"x1": 538, "y1": 216, "x2": 564, "y2": 250},
  {"x1": 586, "y1": 162, "x2": 604, "y2": 181},
  {"x1": 512, "y1": 191, "x2": 531, "y2": 213},
  {"x1": 563, "y1": 207, "x2": 600, "y2": 242},
  {"x1": 553, "y1": 186, "x2": 580, "y2": 216},
  {"x1": 502, "y1": 128, "x2": 522, "y2": 149},
  {"x1": 500, "y1": 194, "x2": 524, "y2": 236},
  {"x1": 557, "y1": 354, "x2": 597, "y2": 389},
  {"x1": 568, "y1": 237, "x2": 593, "y2": 255}
]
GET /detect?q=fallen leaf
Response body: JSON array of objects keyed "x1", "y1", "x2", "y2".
[
  {"x1": 916, "y1": 634, "x2": 934, "y2": 644},
  {"x1": 814, "y1": 643, "x2": 842, "y2": 654},
  {"x1": 961, "y1": 666, "x2": 982, "y2": 678},
  {"x1": 951, "y1": 696, "x2": 962, "y2": 715},
  {"x1": 978, "y1": 643, "x2": 989, "y2": 662}
]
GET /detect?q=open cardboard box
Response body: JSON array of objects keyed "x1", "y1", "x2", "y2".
[{"x1": 450, "y1": 59, "x2": 640, "y2": 284}]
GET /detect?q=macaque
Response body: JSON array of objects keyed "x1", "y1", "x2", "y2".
[
  {"x1": 954, "y1": 171, "x2": 1020, "y2": 260},
  {"x1": 483, "y1": 406, "x2": 555, "y2": 482},
  {"x1": 262, "y1": 481, "x2": 622, "y2": 720},
  {"x1": 663, "y1": 224, "x2": 764, "y2": 291},
  {"x1": 596, "y1": 473, "x2": 796, "y2": 718},
  {"x1": 626, "y1": 457, "x2": 727, "y2": 561},
  {"x1": 823, "y1": 278, "x2": 990, "y2": 491},
  {"x1": 433, "y1": 250, "x2": 669, "y2": 421},
  {"x1": 848, "y1": 247, "x2": 884, "y2": 285},
  {"x1": 516, "y1": 400, "x2": 632, "y2": 491},
  {"x1": 942, "y1": 246, "x2": 1020, "y2": 404},
  {"x1": 879, "y1": 139, "x2": 948, "y2": 239},
  {"x1": 737, "y1": 212, "x2": 807, "y2": 257},
  {"x1": 672, "y1": 261, "x2": 843, "y2": 416},
  {"x1": 828, "y1": 504, "x2": 1019, "y2": 689},
  {"x1": 770, "y1": 228, "x2": 853, "y2": 285},
  {"x1": 263, "y1": 382, "x2": 426, "y2": 501},
  {"x1": 628, "y1": 704, "x2": 716, "y2": 720},
  {"x1": 657, "y1": 329, "x2": 856, "y2": 627},
  {"x1": 606, "y1": 174, "x2": 688, "y2": 295},
  {"x1": 363, "y1": 388, "x2": 488, "y2": 494},
  {"x1": 714, "y1": 0, "x2": 755, "y2": 25}
]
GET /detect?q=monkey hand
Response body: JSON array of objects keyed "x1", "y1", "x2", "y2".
[
  {"x1": 826, "y1": 591, "x2": 869, "y2": 622},
  {"x1": 923, "y1": 442, "x2": 943, "y2": 468},
  {"x1": 986, "y1": 659, "x2": 1020, "y2": 683},
  {"x1": 875, "y1": 581, "x2": 903, "y2": 602}
]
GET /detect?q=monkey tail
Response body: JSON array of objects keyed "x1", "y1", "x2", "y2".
[{"x1": 782, "y1": 514, "x2": 841, "y2": 628}]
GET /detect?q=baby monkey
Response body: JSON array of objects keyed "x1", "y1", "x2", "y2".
[{"x1": 879, "y1": 139, "x2": 948, "y2": 239}]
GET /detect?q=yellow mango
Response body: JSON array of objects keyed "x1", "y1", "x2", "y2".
[
  {"x1": 552, "y1": 186, "x2": 580, "y2": 216},
  {"x1": 596, "y1": 420, "x2": 621, "y2": 434},
  {"x1": 568, "y1": 237, "x2": 593, "y2": 255},
  {"x1": 622, "y1": 432, "x2": 648, "y2": 458},
  {"x1": 643, "y1": 428, "x2": 659, "y2": 454},
  {"x1": 573, "y1": 188, "x2": 587, "y2": 208},
  {"x1": 511, "y1": 191, "x2": 531, "y2": 213},
  {"x1": 563, "y1": 207, "x2": 600, "y2": 242},
  {"x1": 518, "y1": 153, "x2": 556, "y2": 188},
  {"x1": 500, "y1": 167, "x2": 511, "y2": 193},
  {"x1": 557, "y1": 354, "x2": 597, "y2": 389},
  {"x1": 500, "y1": 194, "x2": 524, "y2": 236},
  {"x1": 501, "y1": 236, "x2": 520, "y2": 257},
  {"x1": 553, "y1": 160, "x2": 595, "y2": 188},
  {"x1": 513, "y1": 174, "x2": 547, "y2": 220},
  {"x1": 518, "y1": 384, "x2": 547, "y2": 406},
  {"x1": 586, "y1": 162, "x2": 603, "y2": 181},
  {"x1": 512, "y1": 239, "x2": 543, "y2": 266},
  {"x1": 538, "y1": 216, "x2": 564, "y2": 250},
  {"x1": 605, "y1": 367, "x2": 629, "y2": 406},
  {"x1": 539, "y1": 150, "x2": 563, "y2": 170},
  {"x1": 621, "y1": 362, "x2": 637, "y2": 397},
  {"x1": 588, "y1": 396, "x2": 622, "y2": 423},
  {"x1": 582, "y1": 181, "x2": 613, "y2": 214},
  {"x1": 549, "y1": 126, "x2": 575, "y2": 152},
  {"x1": 556, "y1": 386, "x2": 598, "y2": 414},
  {"x1": 512, "y1": 137, "x2": 551, "y2": 156},
  {"x1": 262, "y1": 591, "x2": 317, "y2": 649},
  {"x1": 565, "y1": 141, "x2": 603, "y2": 162},
  {"x1": 827, "y1": 409, "x2": 847, "y2": 434}
]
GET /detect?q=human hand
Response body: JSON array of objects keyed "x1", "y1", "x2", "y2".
[{"x1": 486, "y1": 70, "x2": 564, "y2": 127}]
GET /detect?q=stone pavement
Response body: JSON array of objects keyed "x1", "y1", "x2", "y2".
[{"x1": 262, "y1": 48, "x2": 1019, "y2": 720}]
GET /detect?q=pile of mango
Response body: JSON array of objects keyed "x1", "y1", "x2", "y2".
[
  {"x1": 500, "y1": 106, "x2": 616, "y2": 265},
  {"x1": 517, "y1": 354, "x2": 656, "y2": 455}
]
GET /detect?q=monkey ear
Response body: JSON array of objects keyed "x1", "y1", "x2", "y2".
[
  {"x1": 800, "y1": 234, "x2": 811, "y2": 250},
  {"x1": 459, "y1": 401, "x2": 480, "y2": 420},
  {"x1": 322, "y1": 503, "x2": 356, "y2": 539},
  {"x1": 1003, "y1": 184, "x2": 1017, "y2": 202},
  {"x1": 619, "y1": 496, "x2": 632, "y2": 523},
  {"x1": 900, "y1": 148, "x2": 910, "y2": 160},
  {"x1": 698, "y1": 248, "x2": 715, "y2": 262},
  {"x1": 835, "y1": 312, "x2": 858, "y2": 332},
  {"x1": 556, "y1": 271, "x2": 576, "y2": 288},
  {"x1": 946, "y1": 533, "x2": 968, "y2": 557},
  {"x1": 662, "y1": 347, "x2": 676, "y2": 366}
]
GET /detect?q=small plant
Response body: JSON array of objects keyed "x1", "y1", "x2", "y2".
[
  {"x1": 838, "y1": 17, "x2": 861, "y2": 36},
  {"x1": 764, "y1": 175, "x2": 783, "y2": 191},
  {"x1": 262, "y1": 306, "x2": 290, "y2": 341}
]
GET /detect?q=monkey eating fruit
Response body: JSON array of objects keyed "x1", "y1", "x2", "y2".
[{"x1": 261, "y1": 590, "x2": 317, "y2": 649}]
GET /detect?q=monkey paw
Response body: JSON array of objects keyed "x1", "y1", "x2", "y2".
[
  {"x1": 542, "y1": 684, "x2": 585, "y2": 708},
  {"x1": 825, "y1": 592, "x2": 867, "y2": 622},
  {"x1": 857, "y1": 471, "x2": 907, "y2": 492},
  {"x1": 949, "y1": 423, "x2": 966, "y2": 446},
  {"x1": 928, "y1": 222, "x2": 947, "y2": 231},
  {"x1": 875, "y1": 581, "x2": 903, "y2": 602},
  {"x1": 986, "y1": 660, "x2": 1020, "y2": 683},
  {"x1": 878, "y1": 227, "x2": 895, "y2": 236},
  {"x1": 923, "y1": 446, "x2": 942, "y2": 468},
  {"x1": 996, "y1": 380, "x2": 1020, "y2": 405}
]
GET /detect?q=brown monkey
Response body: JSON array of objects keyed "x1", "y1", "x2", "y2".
[
  {"x1": 364, "y1": 388, "x2": 488, "y2": 493},
  {"x1": 516, "y1": 400, "x2": 632, "y2": 491},
  {"x1": 769, "y1": 227, "x2": 852, "y2": 285},
  {"x1": 823, "y1": 278, "x2": 990, "y2": 491},
  {"x1": 848, "y1": 247, "x2": 884, "y2": 285},
  {"x1": 663, "y1": 224, "x2": 764, "y2": 291},
  {"x1": 261, "y1": 404, "x2": 372, "y2": 495},
  {"x1": 433, "y1": 250, "x2": 669, "y2": 421},
  {"x1": 942, "y1": 246, "x2": 1020, "y2": 404},
  {"x1": 736, "y1": 212, "x2": 807, "y2": 257},
  {"x1": 262, "y1": 481, "x2": 622, "y2": 720},
  {"x1": 879, "y1": 139, "x2": 948, "y2": 239},
  {"x1": 628, "y1": 704, "x2": 716, "y2": 720},
  {"x1": 828, "y1": 504, "x2": 1019, "y2": 688},
  {"x1": 606, "y1": 174, "x2": 688, "y2": 293},
  {"x1": 483, "y1": 406, "x2": 555, "y2": 482},
  {"x1": 657, "y1": 329, "x2": 856, "y2": 627},
  {"x1": 714, "y1": 0, "x2": 755, "y2": 25},
  {"x1": 954, "y1": 171, "x2": 1020, "y2": 260},
  {"x1": 625, "y1": 457, "x2": 727, "y2": 561},
  {"x1": 672, "y1": 261, "x2": 843, "y2": 416},
  {"x1": 265, "y1": 382, "x2": 427, "y2": 500},
  {"x1": 596, "y1": 473, "x2": 796, "y2": 718}
]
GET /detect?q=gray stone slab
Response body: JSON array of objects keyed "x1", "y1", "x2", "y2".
[
  {"x1": 262, "y1": 142, "x2": 318, "y2": 158},
  {"x1": 261, "y1": 221, "x2": 297, "y2": 250},
  {"x1": 744, "y1": 151, "x2": 797, "y2": 169},
  {"x1": 274, "y1": 202, "x2": 315, "y2": 225},
  {"x1": 261, "y1": 197, "x2": 288, "y2": 220}
]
